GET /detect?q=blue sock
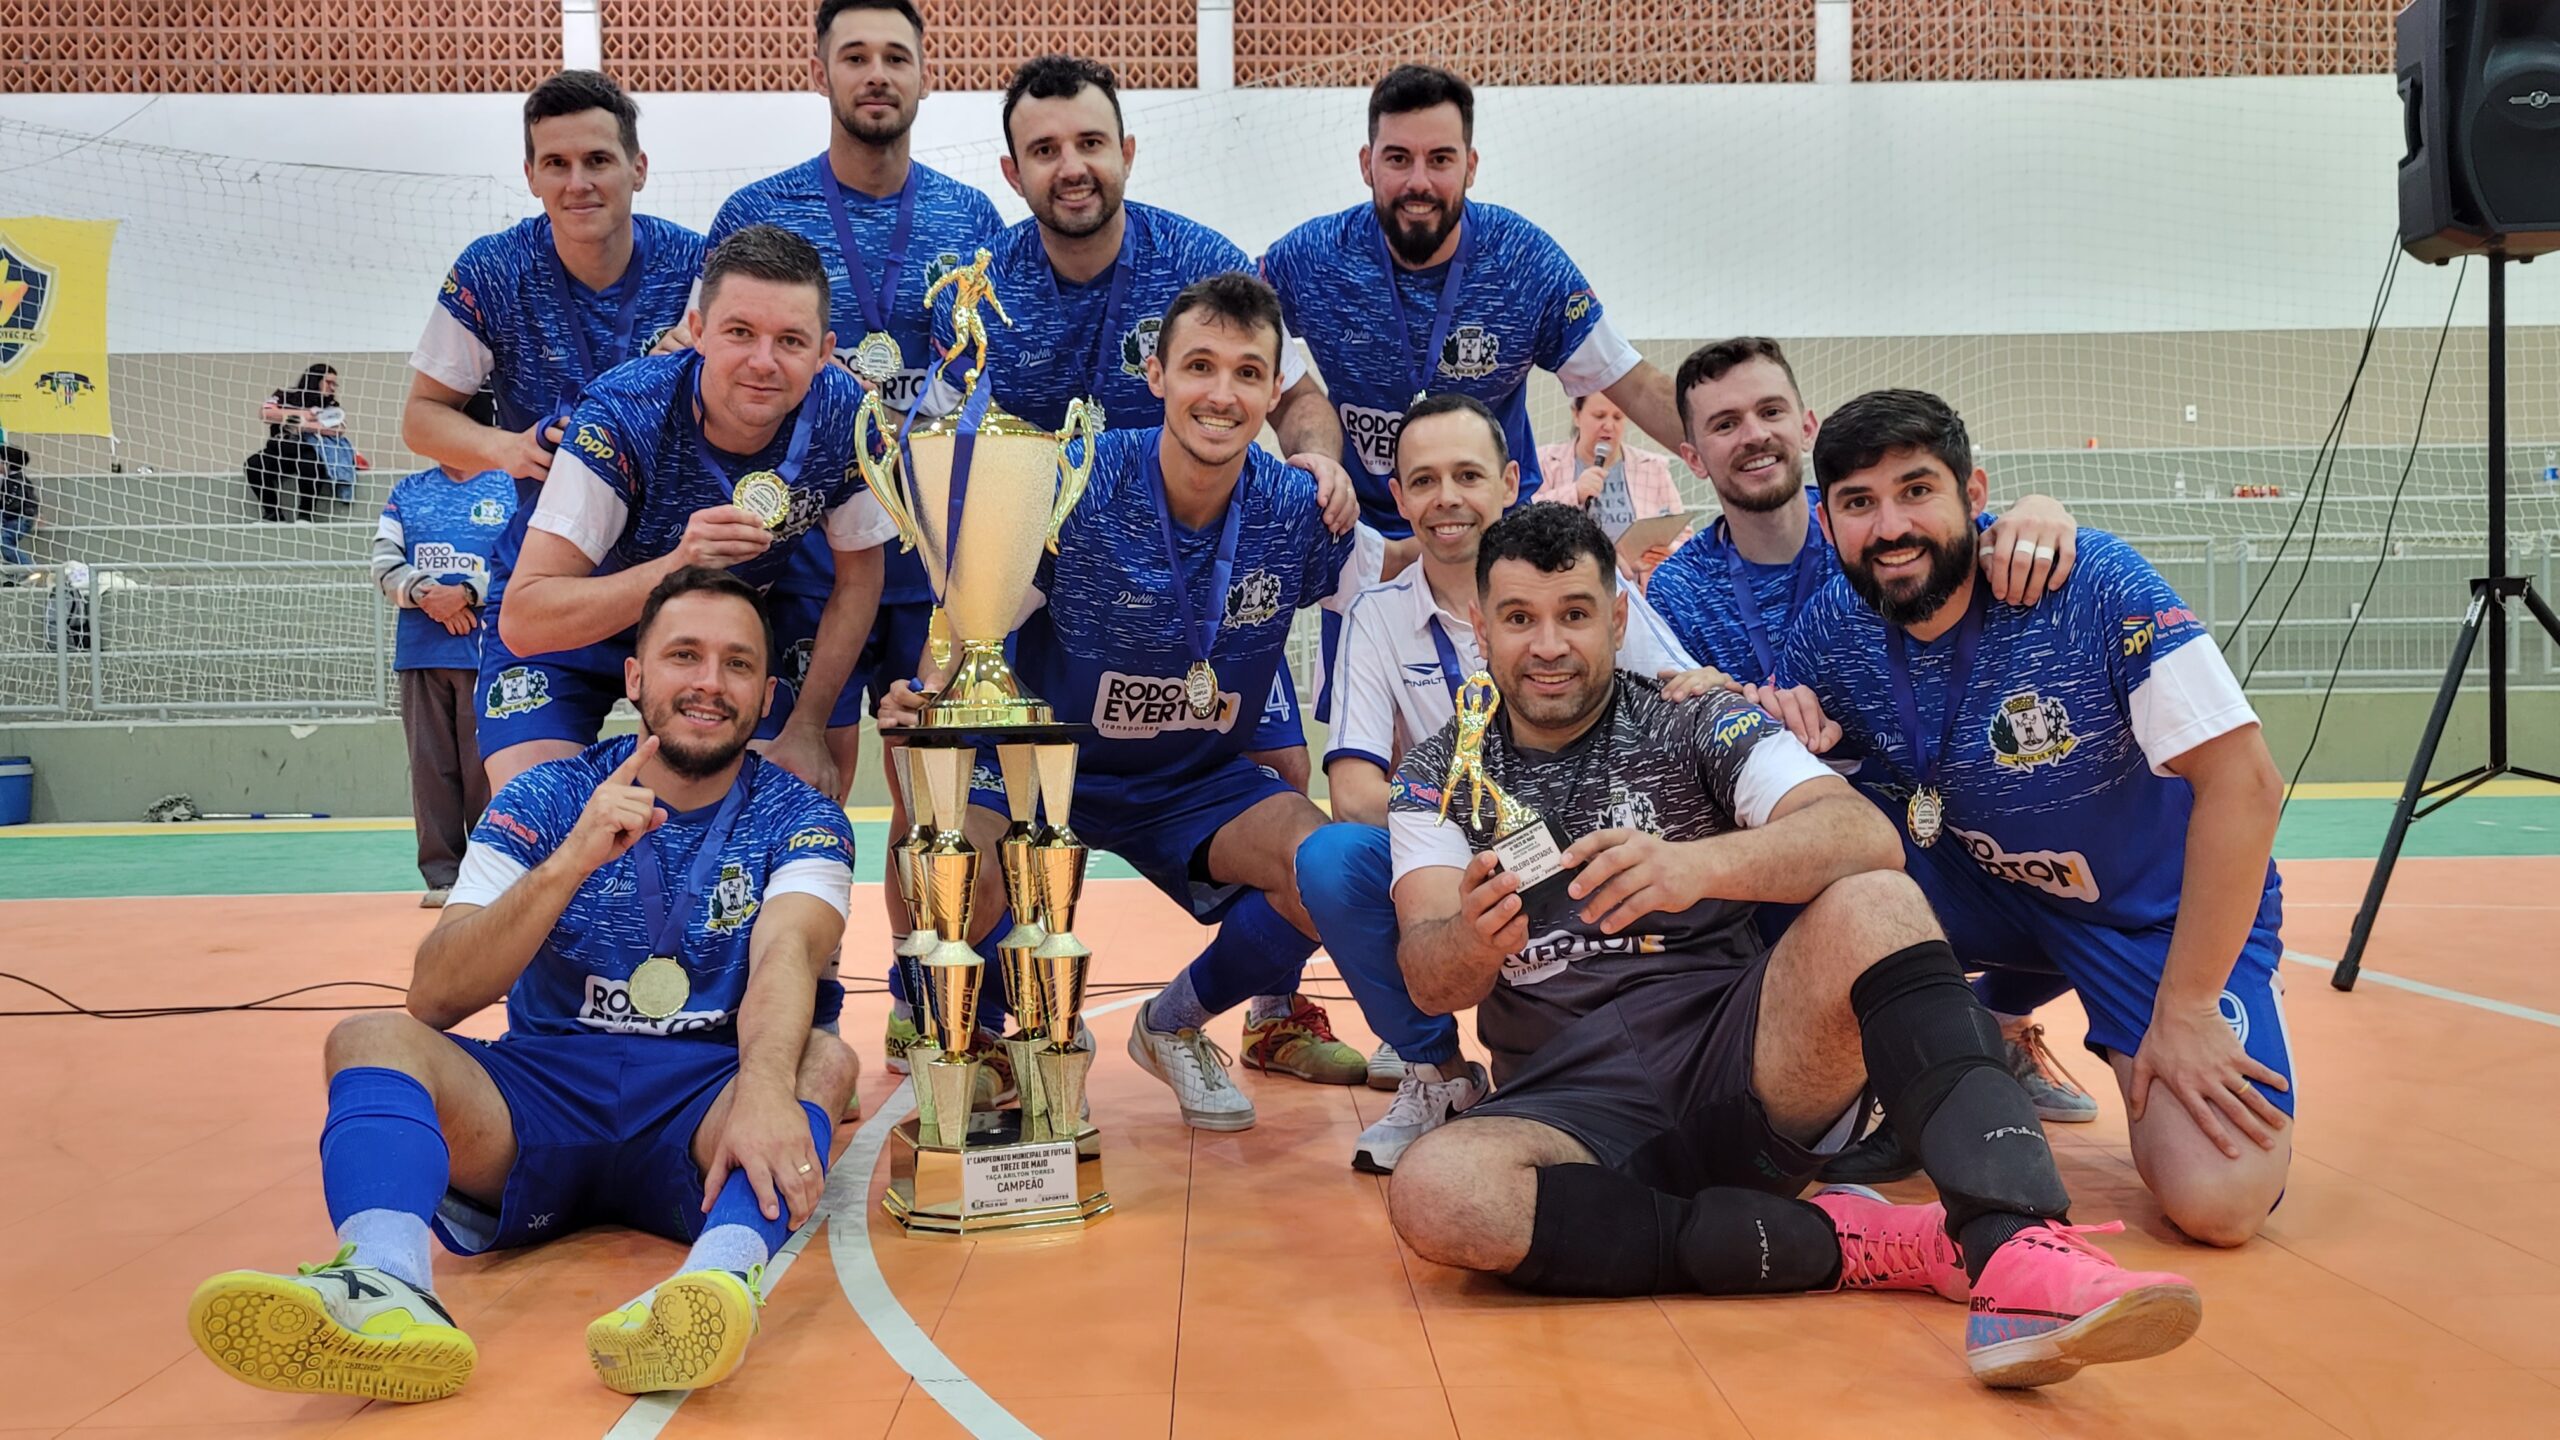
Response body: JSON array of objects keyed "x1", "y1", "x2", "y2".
[
  {"x1": 1184, "y1": 891, "x2": 1320, "y2": 1018},
  {"x1": 321, "y1": 1067, "x2": 449, "y2": 1291},
  {"x1": 696, "y1": 1101, "x2": 834, "y2": 1260}
]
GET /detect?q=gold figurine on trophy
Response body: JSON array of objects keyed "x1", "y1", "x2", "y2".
[
  {"x1": 1440, "y1": 673, "x2": 1580, "y2": 917},
  {"x1": 922, "y1": 246, "x2": 1011, "y2": 389}
]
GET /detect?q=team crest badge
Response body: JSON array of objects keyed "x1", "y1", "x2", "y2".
[
  {"x1": 783, "y1": 636, "x2": 816, "y2": 690},
  {"x1": 922, "y1": 250, "x2": 965, "y2": 288},
  {"x1": 1119, "y1": 317, "x2": 1162, "y2": 377},
  {"x1": 1438, "y1": 324, "x2": 1501, "y2": 380},
  {"x1": 469, "y1": 497, "x2": 507, "y2": 526},
  {"x1": 1989, "y1": 690, "x2": 2077, "y2": 769},
  {"x1": 0, "y1": 240, "x2": 55, "y2": 372},
  {"x1": 705, "y1": 861, "x2": 760, "y2": 933},
  {"x1": 486, "y1": 666, "x2": 552, "y2": 718},
  {"x1": 1605, "y1": 784, "x2": 1660, "y2": 834},
  {"x1": 1223, "y1": 570, "x2": 1284, "y2": 629}
]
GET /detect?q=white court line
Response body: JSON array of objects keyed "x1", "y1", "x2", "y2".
[
  {"x1": 604, "y1": 992, "x2": 1151, "y2": 1440},
  {"x1": 2282, "y1": 948, "x2": 2560, "y2": 1029}
]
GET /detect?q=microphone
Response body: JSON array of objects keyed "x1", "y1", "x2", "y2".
[{"x1": 1585, "y1": 440, "x2": 1611, "y2": 510}]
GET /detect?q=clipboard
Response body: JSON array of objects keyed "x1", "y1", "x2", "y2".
[{"x1": 1613, "y1": 508, "x2": 1709, "y2": 566}]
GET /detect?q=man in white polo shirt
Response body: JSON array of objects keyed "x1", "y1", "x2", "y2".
[{"x1": 1301, "y1": 392, "x2": 1710, "y2": 1173}]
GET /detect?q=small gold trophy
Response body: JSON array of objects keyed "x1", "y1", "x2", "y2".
[
  {"x1": 872, "y1": 256, "x2": 1110, "y2": 1236},
  {"x1": 1441, "y1": 674, "x2": 1580, "y2": 919}
]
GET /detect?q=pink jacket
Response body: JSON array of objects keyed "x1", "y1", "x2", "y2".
[{"x1": 1532, "y1": 441, "x2": 1694, "y2": 583}]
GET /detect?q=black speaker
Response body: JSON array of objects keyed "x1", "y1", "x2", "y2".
[{"x1": 2398, "y1": 0, "x2": 2560, "y2": 262}]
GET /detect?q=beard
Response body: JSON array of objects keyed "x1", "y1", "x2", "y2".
[
  {"x1": 1375, "y1": 193, "x2": 1461, "y2": 266},
  {"x1": 832, "y1": 90, "x2": 914, "y2": 146},
  {"x1": 638, "y1": 684, "x2": 755, "y2": 779},
  {"x1": 1714, "y1": 447, "x2": 1803, "y2": 514},
  {"x1": 1035, "y1": 180, "x2": 1122, "y2": 240},
  {"x1": 1842, "y1": 526, "x2": 1977, "y2": 628}
]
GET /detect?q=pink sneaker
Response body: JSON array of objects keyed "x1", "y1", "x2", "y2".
[
  {"x1": 1810, "y1": 1185, "x2": 1968, "y2": 1302},
  {"x1": 1966, "y1": 1221, "x2": 2202, "y2": 1388}
]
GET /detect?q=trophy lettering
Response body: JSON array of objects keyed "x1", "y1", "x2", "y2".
[
  {"x1": 864, "y1": 252, "x2": 1110, "y2": 1234},
  {"x1": 1441, "y1": 674, "x2": 1580, "y2": 920}
]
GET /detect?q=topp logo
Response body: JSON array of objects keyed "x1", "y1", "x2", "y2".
[
  {"x1": 1341, "y1": 402, "x2": 1404, "y2": 477},
  {"x1": 1947, "y1": 825, "x2": 2101, "y2": 903},
  {"x1": 572, "y1": 424, "x2": 617, "y2": 463},
  {"x1": 1712, "y1": 705, "x2": 1775, "y2": 749},
  {"x1": 1092, "y1": 670, "x2": 1239, "y2": 739},
  {"x1": 786, "y1": 826, "x2": 844, "y2": 853}
]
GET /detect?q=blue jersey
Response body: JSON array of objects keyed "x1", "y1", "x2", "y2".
[
  {"x1": 463, "y1": 737, "x2": 856, "y2": 1040},
  {"x1": 378, "y1": 465, "x2": 517, "y2": 671},
  {"x1": 1782, "y1": 529, "x2": 2278, "y2": 933},
  {"x1": 414, "y1": 214, "x2": 707, "y2": 609},
  {"x1": 938, "y1": 202, "x2": 1257, "y2": 433},
  {"x1": 1016, "y1": 427, "x2": 1354, "y2": 778},
  {"x1": 538, "y1": 352, "x2": 877, "y2": 596},
  {"x1": 1644, "y1": 492, "x2": 1833, "y2": 684},
  {"x1": 1261, "y1": 201, "x2": 1622, "y2": 534},
  {"x1": 708, "y1": 158, "x2": 1002, "y2": 606}
]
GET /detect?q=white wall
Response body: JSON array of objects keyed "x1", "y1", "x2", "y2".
[{"x1": 0, "y1": 74, "x2": 2527, "y2": 357}]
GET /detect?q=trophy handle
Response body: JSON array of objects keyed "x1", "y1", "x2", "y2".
[
  {"x1": 854, "y1": 390, "x2": 921, "y2": 556},
  {"x1": 1047, "y1": 398, "x2": 1101, "y2": 556}
]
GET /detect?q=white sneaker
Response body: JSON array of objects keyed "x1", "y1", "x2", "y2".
[
  {"x1": 1125, "y1": 999, "x2": 1256, "y2": 1131},
  {"x1": 1352, "y1": 1060, "x2": 1489, "y2": 1174},
  {"x1": 187, "y1": 1245, "x2": 475, "y2": 1402},
  {"x1": 1366, "y1": 1041, "x2": 1406, "y2": 1092}
]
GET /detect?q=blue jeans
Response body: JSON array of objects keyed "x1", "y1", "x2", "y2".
[
  {"x1": 0, "y1": 512, "x2": 30, "y2": 569},
  {"x1": 1295, "y1": 822, "x2": 1461, "y2": 1066}
]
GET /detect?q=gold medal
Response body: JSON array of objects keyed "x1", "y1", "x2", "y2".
[
  {"x1": 1184, "y1": 659, "x2": 1220, "y2": 719},
  {"x1": 852, "y1": 331, "x2": 903, "y2": 386},
  {"x1": 1907, "y1": 786, "x2": 1944, "y2": 848},
  {"x1": 630, "y1": 955, "x2": 691, "y2": 1019},
  {"x1": 732, "y1": 471, "x2": 791, "y2": 530}
]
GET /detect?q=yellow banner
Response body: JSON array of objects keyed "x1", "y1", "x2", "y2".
[{"x1": 0, "y1": 218, "x2": 116, "y2": 437}]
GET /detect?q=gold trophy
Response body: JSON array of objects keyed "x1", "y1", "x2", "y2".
[
  {"x1": 1441, "y1": 674, "x2": 1580, "y2": 920},
  {"x1": 873, "y1": 256, "x2": 1110, "y2": 1236}
]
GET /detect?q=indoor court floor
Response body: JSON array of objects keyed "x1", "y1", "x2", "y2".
[{"x1": 4, "y1": 785, "x2": 2558, "y2": 1439}]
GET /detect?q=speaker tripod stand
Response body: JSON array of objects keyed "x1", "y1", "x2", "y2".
[{"x1": 2334, "y1": 252, "x2": 2560, "y2": 990}]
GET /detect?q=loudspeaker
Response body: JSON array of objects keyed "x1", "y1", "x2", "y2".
[{"x1": 2398, "y1": 0, "x2": 2560, "y2": 262}]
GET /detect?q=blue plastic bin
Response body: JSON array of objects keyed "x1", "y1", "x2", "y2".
[{"x1": 0, "y1": 756, "x2": 30, "y2": 826}]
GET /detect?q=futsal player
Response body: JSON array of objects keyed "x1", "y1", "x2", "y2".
[
  {"x1": 1643, "y1": 338, "x2": 2103, "y2": 1166},
  {"x1": 1298, "y1": 394, "x2": 1709, "y2": 1167},
  {"x1": 497, "y1": 226, "x2": 894, "y2": 790},
  {"x1": 1766, "y1": 389, "x2": 2294, "y2": 1248},
  {"x1": 1383, "y1": 505, "x2": 2202, "y2": 1389},
  {"x1": 703, "y1": 0, "x2": 1003, "y2": 1064},
  {"x1": 879, "y1": 273, "x2": 1382, "y2": 1130},
  {"x1": 187, "y1": 569, "x2": 861, "y2": 1401},
  {"x1": 399, "y1": 70, "x2": 705, "y2": 793}
]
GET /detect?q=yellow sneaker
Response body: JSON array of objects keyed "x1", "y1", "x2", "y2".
[
  {"x1": 585, "y1": 1266, "x2": 763, "y2": 1395},
  {"x1": 186, "y1": 1245, "x2": 474, "y2": 1403},
  {"x1": 1240, "y1": 996, "x2": 1369, "y2": 1085}
]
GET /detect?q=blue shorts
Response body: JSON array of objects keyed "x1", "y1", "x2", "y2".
[
  {"x1": 845, "y1": 599, "x2": 939, "y2": 720},
  {"x1": 973, "y1": 753, "x2": 1295, "y2": 923},
  {"x1": 1245, "y1": 666, "x2": 1307, "y2": 753},
  {"x1": 1313, "y1": 609, "x2": 1343, "y2": 725},
  {"x1": 429, "y1": 1032, "x2": 738, "y2": 1255},
  {"x1": 1904, "y1": 841, "x2": 2297, "y2": 1116},
  {"x1": 766, "y1": 589, "x2": 891, "y2": 731}
]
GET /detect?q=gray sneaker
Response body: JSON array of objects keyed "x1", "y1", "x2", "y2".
[
  {"x1": 2007, "y1": 1023, "x2": 2100, "y2": 1123},
  {"x1": 1365, "y1": 1041, "x2": 1406, "y2": 1092},
  {"x1": 1352, "y1": 1059, "x2": 1489, "y2": 1174},
  {"x1": 1126, "y1": 999, "x2": 1256, "y2": 1131}
]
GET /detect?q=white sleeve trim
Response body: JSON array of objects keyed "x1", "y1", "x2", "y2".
[
  {"x1": 447, "y1": 842, "x2": 530, "y2": 909},
  {"x1": 527, "y1": 451, "x2": 626, "y2": 565},
  {"x1": 1280, "y1": 335, "x2": 1310, "y2": 392},
  {"x1": 410, "y1": 305, "x2": 495, "y2": 396},
  {"x1": 1327, "y1": 596, "x2": 1402, "y2": 763},
  {"x1": 375, "y1": 513, "x2": 405, "y2": 546},
  {"x1": 2129, "y1": 634, "x2": 2259, "y2": 776},
  {"x1": 1389, "y1": 807, "x2": 1472, "y2": 886},
  {"x1": 825, "y1": 489, "x2": 900, "y2": 551},
  {"x1": 1619, "y1": 585, "x2": 1698, "y2": 675},
  {"x1": 1554, "y1": 313, "x2": 1642, "y2": 398},
  {"x1": 763, "y1": 856, "x2": 854, "y2": 918},
  {"x1": 1320, "y1": 524, "x2": 1388, "y2": 616},
  {"x1": 1732, "y1": 729, "x2": 1837, "y2": 829}
]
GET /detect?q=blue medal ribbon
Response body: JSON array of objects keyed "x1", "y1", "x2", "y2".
[
  {"x1": 632, "y1": 763, "x2": 753, "y2": 964},
  {"x1": 685, "y1": 355, "x2": 817, "y2": 517},
  {"x1": 540, "y1": 219, "x2": 650, "y2": 447},
  {"x1": 1144, "y1": 441, "x2": 1244, "y2": 676},
  {"x1": 818, "y1": 156, "x2": 921, "y2": 343},
  {"x1": 1078, "y1": 221, "x2": 1140, "y2": 409},
  {"x1": 1884, "y1": 583, "x2": 1988, "y2": 798},
  {"x1": 1373, "y1": 210, "x2": 1475, "y2": 405},
  {"x1": 1424, "y1": 613, "x2": 1467, "y2": 699},
  {"x1": 1715, "y1": 519, "x2": 1828, "y2": 686}
]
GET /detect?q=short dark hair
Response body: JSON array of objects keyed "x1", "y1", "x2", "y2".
[
  {"x1": 523, "y1": 70, "x2": 640, "y2": 162},
  {"x1": 1002, "y1": 55, "x2": 1122, "y2": 154},
  {"x1": 699, "y1": 224, "x2": 832, "y2": 321},
  {"x1": 1812, "y1": 389, "x2": 1974, "y2": 494},
  {"x1": 1673, "y1": 337, "x2": 1801, "y2": 436},
  {"x1": 1476, "y1": 503, "x2": 1617, "y2": 595},
  {"x1": 1370, "y1": 63, "x2": 1474, "y2": 144},
  {"x1": 1158, "y1": 272, "x2": 1285, "y2": 367},
  {"x1": 1397, "y1": 391, "x2": 1507, "y2": 470},
  {"x1": 816, "y1": 0, "x2": 924, "y2": 50},
  {"x1": 637, "y1": 566, "x2": 774, "y2": 671}
]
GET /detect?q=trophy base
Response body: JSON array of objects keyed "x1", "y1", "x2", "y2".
[{"x1": 884, "y1": 1110, "x2": 1111, "y2": 1236}]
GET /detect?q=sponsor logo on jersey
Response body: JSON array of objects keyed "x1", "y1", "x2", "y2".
[
  {"x1": 1223, "y1": 569, "x2": 1283, "y2": 629},
  {"x1": 1506, "y1": 927, "x2": 1667, "y2": 987},
  {"x1": 571, "y1": 423, "x2": 617, "y2": 464},
  {"x1": 1988, "y1": 690, "x2": 2077, "y2": 769},
  {"x1": 1947, "y1": 825, "x2": 2101, "y2": 902},
  {"x1": 1564, "y1": 289, "x2": 1596, "y2": 324},
  {"x1": 1438, "y1": 324, "x2": 1501, "y2": 380},
  {"x1": 873, "y1": 365, "x2": 931, "y2": 412},
  {"x1": 1403, "y1": 661, "x2": 1447, "y2": 690},
  {"x1": 482, "y1": 809, "x2": 540, "y2": 846},
  {"x1": 2218, "y1": 988, "x2": 2249, "y2": 1045},
  {"x1": 786, "y1": 826, "x2": 845, "y2": 853},
  {"x1": 411, "y1": 542, "x2": 485, "y2": 581},
  {"x1": 1390, "y1": 770, "x2": 1444, "y2": 809},
  {"x1": 1341, "y1": 402, "x2": 1403, "y2": 477},
  {"x1": 2154, "y1": 604, "x2": 2200, "y2": 633},
  {"x1": 1093, "y1": 670, "x2": 1240, "y2": 739},
  {"x1": 469, "y1": 497, "x2": 507, "y2": 527},
  {"x1": 578, "y1": 974, "x2": 732, "y2": 1036},
  {"x1": 1119, "y1": 316, "x2": 1162, "y2": 377},
  {"x1": 1114, "y1": 589, "x2": 1157, "y2": 611},
  {"x1": 486, "y1": 665, "x2": 552, "y2": 718},
  {"x1": 1711, "y1": 705, "x2": 1776, "y2": 750},
  {"x1": 2120, "y1": 616, "x2": 2156, "y2": 658},
  {"x1": 705, "y1": 860, "x2": 759, "y2": 933}
]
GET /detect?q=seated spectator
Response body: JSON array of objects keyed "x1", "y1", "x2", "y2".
[{"x1": 249, "y1": 363, "x2": 345, "y2": 523}]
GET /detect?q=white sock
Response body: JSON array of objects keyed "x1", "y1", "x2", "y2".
[
  {"x1": 1245, "y1": 994, "x2": 1296, "y2": 1025},
  {"x1": 891, "y1": 996, "x2": 916, "y2": 1024},
  {"x1": 680, "y1": 1223, "x2": 770, "y2": 1281},
  {"x1": 336, "y1": 1208, "x2": 435, "y2": 1293}
]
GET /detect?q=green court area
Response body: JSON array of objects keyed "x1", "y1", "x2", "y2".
[{"x1": 1, "y1": 797, "x2": 2556, "y2": 901}]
